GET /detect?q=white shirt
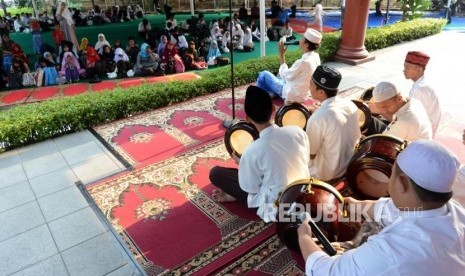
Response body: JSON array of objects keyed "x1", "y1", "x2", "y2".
[
  {"x1": 279, "y1": 51, "x2": 321, "y2": 103},
  {"x1": 313, "y1": 3, "x2": 325, "y2": 20},
  {"x1": 409, "y1": 76, "x2": 441, "y2": 136},
  {"x1": 383, "y1": 98, "x2": 432, "y2": 141},
  {"x1": 239, "y1": 125, "x2": 310, "y2": 222},
  {"x1": 305, "y1": 198, "x2": 465, "y2": 276},
  {"x1": 454, "y1": 165, "x2": 465, "y2": 206},
  {"x1": 306, "y1": 96, "x2": 361, "y2": 181}
]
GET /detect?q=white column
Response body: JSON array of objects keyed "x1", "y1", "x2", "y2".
[
  {"x1": 190, "y1": 0, "x2": 195, "y2": 15},
  {"x1": 259, "y1": 0, "x2": 266, "y2": 57}
]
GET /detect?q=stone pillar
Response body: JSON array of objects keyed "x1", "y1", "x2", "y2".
[{"x1": 334, "y1": 0, "x2": 375, "y2": 65}]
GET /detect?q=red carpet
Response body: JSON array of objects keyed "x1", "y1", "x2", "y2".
[
  {"x1": 87, "y1": 140, "x2": 304, "y2": 275},
  {"x1": 121, "y1": 78, "x2": 145, "y2": 88},
  {"x1": 93, "y1": 81, "x2": 116, "y2": 92},
  {"x1": 63, "y1": 83, "x2": 88, "y2": 96},
  {"x1": 0, "y1": 72, "x2": 201, "y2": 107},
  {"x1": 289, "y1": 18, "x2": 338, "y2": 34},
  {"x1": 1, "y1": 89, "x2": 31, "y2": 105},
  {"x1": 30, "y1": 87, "x2": 60, "y2": 101}
]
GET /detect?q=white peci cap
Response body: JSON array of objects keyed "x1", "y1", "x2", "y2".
[
  {"x1": 304, "y1": 28, "x2": 322, "y2": 44},
  {"x1": 397, "y1": 139, "x2": 460, "y2": 193},
  {"x1": 372, "y1": 81, "x2": 400, "y2": 103}
]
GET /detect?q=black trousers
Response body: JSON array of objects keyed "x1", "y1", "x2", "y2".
[{"x1": 209, "y1": 166, "x2": 248, "y2": 202}]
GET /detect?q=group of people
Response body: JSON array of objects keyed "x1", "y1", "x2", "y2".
[{"x1": 209, "y1": 25, "x2": 465, "y2": 274}]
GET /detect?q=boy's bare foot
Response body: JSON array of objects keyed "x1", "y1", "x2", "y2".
[{"x1": 212, "y1": 189, "x2": 237, "y2": 202}]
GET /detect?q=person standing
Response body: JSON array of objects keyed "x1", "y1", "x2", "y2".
[
  {"x1": 313, "y1": 0, "x2": 325, "y2": 32},
  {"x1": 306, "y1": 65, "x2": 361, "y2": 182},
  {"x1": 256, "y1": 28, "x2": 322, "y2": 103},
  {"x1": 209, "y1": 85, "x2": 310, "y2": 222},
  {"x1": 403, "y1": 51, "x2": 441, "y2": 137},
  {"x1": 56, "y1": 1, "x2": 79, "y2": 52}
]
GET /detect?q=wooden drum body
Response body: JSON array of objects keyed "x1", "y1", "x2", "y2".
[
  {"x1": 274, "y1": 103, "x2": 312, "y2": 130},
  {"x1": 224, "y1": 120, "x2": 259, "y2": 157},
  {"x1": 346, "y1": 134, "x2": 407, "y2": 199},
  {"x1": 352, "y1": 100, "x2": 372, "y2": 134},
  {"x1": 276, "y1": 179, "x2": 358, "y2": 252}
]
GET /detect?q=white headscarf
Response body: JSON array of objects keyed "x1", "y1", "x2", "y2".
[
  {"x1": 243, "y1": 27, "x2": 253, "y2": 46},
  {"x1": 114, "y1": 47, "x2": 129, "y2": 63},
  {"x1": 56, "y1": 1, "x2": 74, "y2": 26},
  {"x1": 95, "y1": 33, "x2": 110, "y2": 54}
]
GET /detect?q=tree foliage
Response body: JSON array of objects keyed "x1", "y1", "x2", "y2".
[{"x1": 399, "y1": 0, "x2": 432, "y2": 21}]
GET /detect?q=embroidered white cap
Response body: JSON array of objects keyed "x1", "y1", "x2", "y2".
[
  {"x1": 372, "y1": 81, "x2": 400, "y2": 103},
  {"x1": 304, "y1": 28, "x2": 322, "y2": 44},
  {"x1": 397, "y1": 139, "x2": 460, "y2": 193}
]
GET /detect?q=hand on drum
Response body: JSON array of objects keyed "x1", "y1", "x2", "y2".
[{"x1": 343, "y1": 197, "x2": 376, "y2": 221}]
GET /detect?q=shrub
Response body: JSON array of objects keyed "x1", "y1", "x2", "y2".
[{"x1": 0, "y1": 18, "x2": 446, "y2": 152}]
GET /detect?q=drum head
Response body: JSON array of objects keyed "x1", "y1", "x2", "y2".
[
  {"x1": 347, "y1": 134, "x2": 407, "y2": 199},
  {"x1": 224, "y1": 121, "x2": 259, "y2": 156},
  {"x1": 352, "y1": 100, "x2": 372, "y2": 133},
  {"x1": 354, "y1": 168, "x2": 390, "y2": 198},
  {"x1": 275, "y1": 103, "x2": 311, "y2": 129}
]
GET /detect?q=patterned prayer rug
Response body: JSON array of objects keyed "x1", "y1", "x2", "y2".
[
  {"x1": 93, "y1": 86, "x2": 250, "y2": 169},
  {"x1": 87, "y1": 139, "x2": 305, "y2": 275}
]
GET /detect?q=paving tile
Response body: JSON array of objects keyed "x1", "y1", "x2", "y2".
[
  {"x1": 29, "y1": 167, "x2": 79, "y2": 198},
  {"x1": 37, "y1": 186, "x2": 88, "y2": 222},
  {"x1": 21, "y1": 152, "x2": 69, "y2": 179},
  {"x1": 0, "y1": 150, "x2": 27, "y2": 188},
  {"x1": 0, "y1": 180, "x2": 35, "y2": 213},
  {"x1": 10, "y1": 254, "x2": 69, "y2": 276},
  {"x1": 54, "y1": 131, "x2": 96, "y2": 149},
  {"x1": 17, "y1": 140, "x2": 59, "y2": 161},
  {"x1": 70, "y1": 154, "x2": 125, "y2": 185},
  {"x1": 105, "y1": 263, "x2": 143, "y2": 276},
  {"x1": 61, "y1": 232, "x2": 128, "y2": 276},
  {"x1": 49, "y1": 207, "x2": 107, "y2": 251},
  {"x1": 59, "y1": 141, "x2": 107, "y2": 166},
  {"x1": 0, "y1": 201, "x2": 45, "y2": 243},
  {"x1": 0, "y1": 225, "x2": 58, "y2": 275}
]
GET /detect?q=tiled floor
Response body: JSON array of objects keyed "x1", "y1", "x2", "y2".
[
  {"x1": 0, "y1": 30, "x2": 464, "y2": 275},
  {"x1": 0, "y1": 131, "x2": 143, "y2": 276}
]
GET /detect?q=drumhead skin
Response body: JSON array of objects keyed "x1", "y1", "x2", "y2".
[
  {"x1": 346, "y1": 134, "x2": 408, "y2": 199},
  {"x1": 224, "y1": 120, "x2": 259, "y2": 157},
  {"x1": 275, "y1": 103, "x2": 312, "y2": 130},
  {"x1": 351, "y1": 100, "x2": 372, "y2": 133}
]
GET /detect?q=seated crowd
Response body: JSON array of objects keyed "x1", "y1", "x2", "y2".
[{"x1": 0, "y1": 3, "x2": 298, "y2": 89}]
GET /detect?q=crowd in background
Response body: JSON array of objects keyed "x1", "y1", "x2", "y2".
[{"x1": 0, "y1": 0, "x2": 298, "y2": 90}]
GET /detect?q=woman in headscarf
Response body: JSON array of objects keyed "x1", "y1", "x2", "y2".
[
  {"x1": 100, "y1": 45, "x2": 116, "y2": 73},
  {"x1": 135, "y1": 43, "x2": 159, "y2": 76},
  {"x1": 206, "y1": 40, "x2": 222, "y2": 65},
  {"x1": 114, "y1": 48, "x2": 131, "y2": 78},
  {"x1": 56, "y1": 1, "x2": 79, "y2": 51},
  {"x1": 40, "y1": 52, "x2": 59, "y2": 86},
  {"x1": 157, "y1": 35, "x2": 168, "y2": 60},
  {"x1": 86, "y1": 46, "x2": 105, "y2": 82},
  {"x1": 95, "y1": 33, "x2": 110, "y2": 55},
  {"x1": 60, "y1": 52, "x2": 84, "y2": 83},
  {"x1": 232, "y1": 24, "x2": 244, "y2": 50},
  {"x1": 79, "y1": 38, "x2": 89, "y2": 53},
  {"x1": 161, "y1": 41, "x2": 184, "y2": 74},
  {"x1": 135, "y1": 5, "x2": 144, "y2": 18},
  {"x1": 242, "y1": 27, "x2": 255, "y2": 52}
]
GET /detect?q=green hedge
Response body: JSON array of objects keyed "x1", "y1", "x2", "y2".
[{"x1": 0, "y1": 18, "x2": 446, "y2": 151}]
